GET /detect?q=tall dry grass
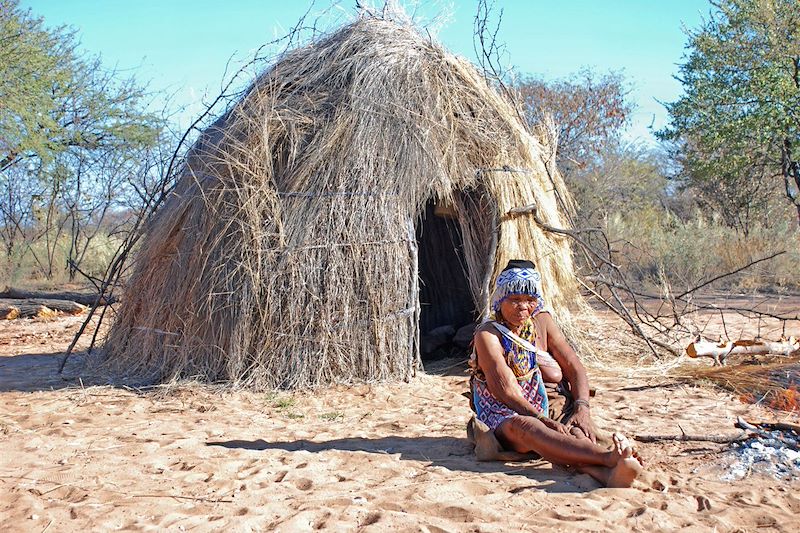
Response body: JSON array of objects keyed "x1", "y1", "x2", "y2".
[
  {"x1": 608, "y1": 207, "x2": 800, "y2": 294},
  {"x1": 0, "y1": 232, "x2": 124, "y2": 288}
]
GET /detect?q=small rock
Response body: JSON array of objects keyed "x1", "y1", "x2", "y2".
[
  {"x1": 453, "y1": 323, "x2": 478, "y2": 348},
  {"x1": 421, "y1": 325, "x2": 456, "y2": 354}
]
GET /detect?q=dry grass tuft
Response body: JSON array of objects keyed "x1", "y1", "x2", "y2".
[
  {"x1": 101, "y1": 15, "x2": 584, "y2": 389},
  {"x1": 687, "y1": 356, "x2": 800, "y2": 413}
]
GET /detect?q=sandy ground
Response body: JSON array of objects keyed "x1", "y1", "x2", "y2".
[{"x1": 1, "y1": 311, "x2": 799, "y2": 532}]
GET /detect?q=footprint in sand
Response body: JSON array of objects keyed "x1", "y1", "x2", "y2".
[
  {"x1": 174, "y1": 461, "x2": 196, "y2": 471},
  {"x1": 361, "y1": 512, "x2": 381, "y2": 526},
  {"x1": 237, "y1": 464, "x2": 263, "y2": 479},
  {"x1": 418, "y1": 480, "x2": 492, "y2": 501},
  {"x1": 62, "y1": 487, "x2": 89, "y2": 504},
  {"x1": 547, "y1": 509, "x2": 594, "y2": 522},
  {"x1": 440, "y1": 505, "x2": 476, "y2": 522},
  {"x1": 695, "y1": 495, "x2": 711, "y2": 511},
  {"x1": 378, "y1": 501, "x2": 406, "y2": 513},
  {"x1": 627, "y1": 506, "x2": 647, "y2": 518},
  {"x1": 650, "y1": 479, "x2": 667, "y2": 492},
  {"x1": 293, "y1": 478, "x2": 313, "y2": 491},
  {"x1": 182, "y1": 472, "x2": 210, "y2": 483}
]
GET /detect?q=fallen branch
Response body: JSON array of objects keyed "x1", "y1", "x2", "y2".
[
  {"x1": 0, "y1": 287, "x2": 116, "y2": 306},
  {"x1": 633, "y1": 432, "x2": 748, "y2": 444},
  {"x1": 0, "y1": 298, "x2": 86, "y2": 319},
  {"x1": 757, "y1": 421, "x2": 800, "y2": 435},
  {"x1": 735, "y1": 417, "x2": 800, "y2": 450},
  {"x1": 686, "y1": 336, "x2": 800, "y2": 365},
  {"x1": 0, "y1": 301, "x2": 52, "y2": 319},
  {"x1": 577, "y1": 275, "x2": 677, "y2": 356}
]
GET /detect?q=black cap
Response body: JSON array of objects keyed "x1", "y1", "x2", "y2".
[{"x1": 502, "y1": 259, "x2": 535, "y2": 271}]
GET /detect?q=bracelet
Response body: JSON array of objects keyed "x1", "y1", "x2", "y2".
[{"x1": 574, "y1": 399, "x2": 590, "y2": 409}]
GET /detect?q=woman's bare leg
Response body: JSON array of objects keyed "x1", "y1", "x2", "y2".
[
  {"x1": 496, "y1": 416, "x2": 642, "y2": 487},
  {"x1": 497, "y1": 415, "x2": 614, "y2": 465}
]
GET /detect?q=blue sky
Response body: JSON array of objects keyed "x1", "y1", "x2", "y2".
[{"x1": 22, "y1": 1, "x2": 709, "y2": 144}]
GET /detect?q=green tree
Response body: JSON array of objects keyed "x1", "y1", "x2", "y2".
[
  {"x1": 659, "y1": 0, "x2": 800, "y2": 232},
  {"x1": 0, "y1": 0, "x2": 165, "y2": 280},
  {"x1": 0, "y1": 0, "x2": 161, "y2": 172}
]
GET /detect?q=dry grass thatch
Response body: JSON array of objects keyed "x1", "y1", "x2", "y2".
[{"x1": 101, "y1": 15, "x2": 586, "y2": 389}]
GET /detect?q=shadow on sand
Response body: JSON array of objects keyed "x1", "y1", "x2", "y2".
[
  {"x1": 0, "y1": 350, "x2": 111, "y2": 392},
  {"x1": 207, "y1": 436, "x2": 597, "y2": 493},
  {"x1": 2, "y1": 351, "x2": 597, "y2": 492}
]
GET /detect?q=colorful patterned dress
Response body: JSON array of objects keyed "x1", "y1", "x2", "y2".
[{"x1": 470, "y1": 318, "x2": 550, "y2": 430}]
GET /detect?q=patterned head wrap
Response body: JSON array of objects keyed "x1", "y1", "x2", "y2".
[{"x1": 490, "y1": 259, "x2": 544, "y2": 316}]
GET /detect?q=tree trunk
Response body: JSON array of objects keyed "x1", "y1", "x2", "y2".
[
  {"x1": 782, "y1": 138, "x2": 800, "y2": 228},
  {"x1": 0, "y1": 287, "x2": 116, "y2": 306},
  {"x1": 0, "y1": 301, "x2": 53, "y2": 319},
  {"x1": 0, "y1": 298, "x2": 87, "y2": 319}
]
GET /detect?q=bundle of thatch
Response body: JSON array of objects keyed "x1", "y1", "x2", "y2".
[{"x1": 102, "y1": 15, "x2": 585, "y2": 389}]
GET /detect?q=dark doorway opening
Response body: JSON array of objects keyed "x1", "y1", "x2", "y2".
[{"x1": 416, "y1": 199, "x2": 475, "y2": 363}]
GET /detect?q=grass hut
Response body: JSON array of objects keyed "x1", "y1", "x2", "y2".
[{"x1": 102, "y1": 15, "x2": 583, "y2": 389}]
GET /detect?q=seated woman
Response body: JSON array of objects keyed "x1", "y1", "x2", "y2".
[{"x1": 470, "y1": 260, "x2": 643, "y2": 488}]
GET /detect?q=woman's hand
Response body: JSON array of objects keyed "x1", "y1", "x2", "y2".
[
  {"x1": 564, "y1": 405, "x2": 596, "y2": 443},
  {"x1": 539, "y1": 416, "x2": 570, "y2": 435}
]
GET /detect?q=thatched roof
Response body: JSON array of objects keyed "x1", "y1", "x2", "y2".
[{"x1": 102, "y1": 16, "x2": 584, "y2": 389}]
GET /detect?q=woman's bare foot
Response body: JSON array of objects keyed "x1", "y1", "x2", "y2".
[{"x1": 605, "y1": 433, "x2": 644, "y2": 488}]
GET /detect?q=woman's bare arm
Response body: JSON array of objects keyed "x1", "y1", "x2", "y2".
[
  {"x1": 474, "y1": 327, "x2": 568, "y2": 433},
  {"x1": 474, "y1": 329, "x2": 540, "y2": 416},
  {"x1": 473, "y1": 328, "x2": 546, "y2": 413},
  {"x1": 538, "y1": 313, "x2": 596, "y2": 441}
]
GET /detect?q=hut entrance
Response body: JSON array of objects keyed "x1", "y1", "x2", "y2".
[{"x1": 416, "y1": 198, "x2": 476, "y2": 362}]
